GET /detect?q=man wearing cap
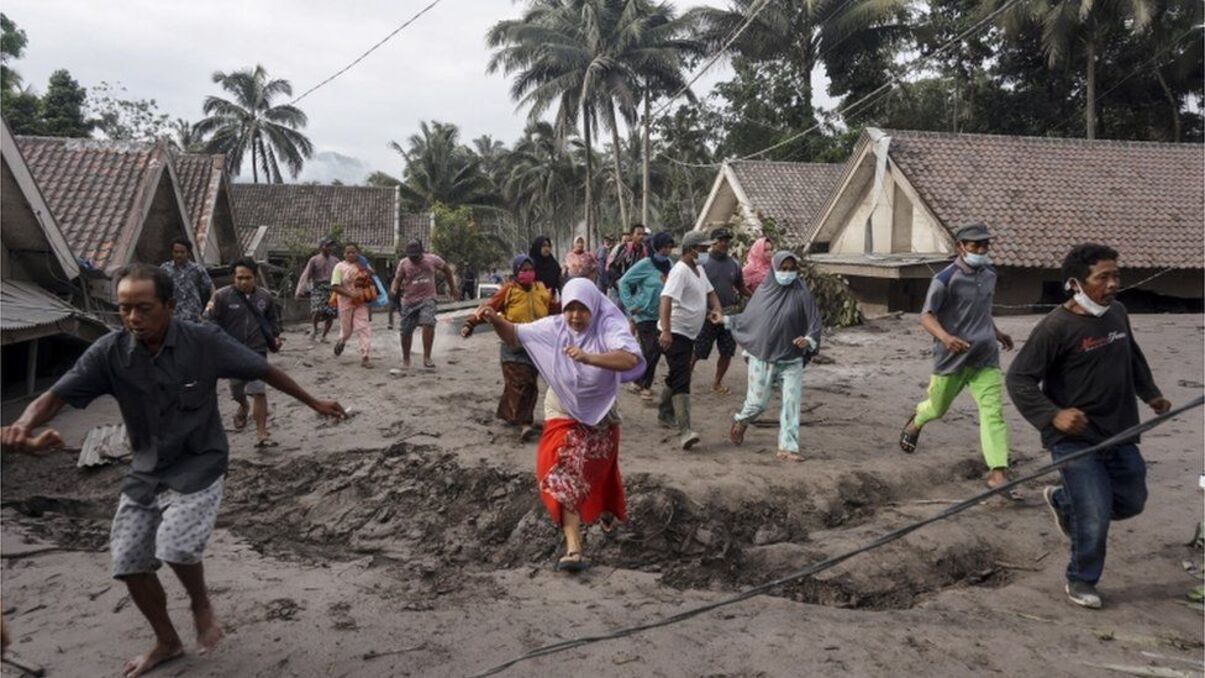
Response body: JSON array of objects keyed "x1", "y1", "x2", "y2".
[
  {"x1": 658, "y1": 230, "x2": 724, "y2": 450},
  {"x1": 294, "y1": 238, "x2": 339, "y2": 342},
  {"x1": 899, "y1": 223, "x2": 1015, "y2": 493},
  {"x1": 694, "y1": 228, "x2": 754, "y2": 394},
  {"x1": 390, "y1": 240, "x2": 458, "y2": 369}
]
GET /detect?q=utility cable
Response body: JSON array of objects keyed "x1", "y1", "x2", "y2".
[
  {"x1": 291, "y1": 0, "x2": 448, "y2": 105},
  {"x1": 468, "y1": 394, "x2": 1205, "y2": 677}
]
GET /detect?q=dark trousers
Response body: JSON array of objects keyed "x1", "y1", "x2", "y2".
[
  {"x1": 498, "y1": 361, "x2": 539, "y2": 425},
  {"x1": 635, "y1": 321, "x2": 662, "y2": 390},
  {"x1": 663, "y1": 333, "x2": 694, "y2": 395},
  {"x1": 1050, "y1": 441, "x2": 1147, "y2": 586}
]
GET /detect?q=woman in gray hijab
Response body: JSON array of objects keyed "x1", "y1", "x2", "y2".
[{"x1": 726, "y1": 251, "x2": 822, "y2": 462}]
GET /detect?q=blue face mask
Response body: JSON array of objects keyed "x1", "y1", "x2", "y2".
[
  {"x1": 774, "y1": 270, "x2": 798, "y2": 285},
  {"x1": 963, "y1": 252, "x2": 990, "y2": 268},
  {"x1": 652, "y1": 253, "x2": 669, "y2": 264}
]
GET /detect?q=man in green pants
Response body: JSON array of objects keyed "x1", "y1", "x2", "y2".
[{"x1": 899, "y1": 223, "x2": 1015, "y2": 492}]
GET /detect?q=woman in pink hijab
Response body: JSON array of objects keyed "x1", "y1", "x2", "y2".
[
  {"x1": 478, "y1": 278, "x2": 644, "y2": 572},
  {"x1": 562, "y1": 235, "x2": 598, "y2": 282},
  {"x1": 742, "y1": 236, "x2": 775, "y2": 291}
]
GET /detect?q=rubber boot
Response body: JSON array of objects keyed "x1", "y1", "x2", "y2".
[
  {"x1": 657, "y1": 387, "x2": 676, "y2": 429},
  {"x1": 672, "y1": 394, "x2": 700, "y2": 450}
]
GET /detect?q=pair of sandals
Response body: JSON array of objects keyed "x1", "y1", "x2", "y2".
[
  {"x1": 234, "y1": 409, "x2": 278, "y2": 448},
  {"x1": 729, "y1": 421, "x2": 805, "y2": 462},
  {"x1": 899, "y1": 416, "x2": 1022, "y2": 501}
]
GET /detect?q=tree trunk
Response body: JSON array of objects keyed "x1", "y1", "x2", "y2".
[
  {"x1": 1154, "y1": 67, "x2": 1182, "y2": 142},
  {"x1": 583, "y1": 115, "x2": 595, "y2": 249},
  {"x1": 608, "y1": 110, "x2": 629, "y2": 229},
  {"x1": 1084, "y1": 34, "x2": 1098, "y2": 139},
  {"x1": 250, "y1": 137, "x2": 259, "y2": 184},
  {"x1": 641, "y1": 91, "x2": 650, "y2": 228}
]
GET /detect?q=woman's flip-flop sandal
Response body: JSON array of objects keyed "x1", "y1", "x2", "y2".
[
  {"x1": 254, "y1": 437, "x2": 279, "y2": 449},
  {"x1": 776, "y1": 450, "x2": 805, "y2": 463},
  {"x1": 730, "y1": 421, "x2": 748, "y2": 446},
  {"x1": 555, "y1": 552, "x2": 589, "y2": 573},
  {"x1": 712, "y1": 385, "x2": 732, "y2": 395},
  {"x1": 899, "y1": 416, "x2": 920, "y2": 454}
]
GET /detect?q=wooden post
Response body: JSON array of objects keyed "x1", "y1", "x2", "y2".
[{"x1": 25, "y1": 338, "x2": 38, "y2": 396}]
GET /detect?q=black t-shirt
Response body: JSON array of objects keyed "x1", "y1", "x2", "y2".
[{"x1": 1005, "y1": 302, "x2": 1161, "y2": 449}]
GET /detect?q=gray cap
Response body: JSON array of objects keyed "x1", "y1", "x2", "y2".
[
  {"x1": 954, "y1": 223, "x2": 991, "y2": 242},
  {"x1": 681, "y1": 230, "x2": 715, "y2": 250}
]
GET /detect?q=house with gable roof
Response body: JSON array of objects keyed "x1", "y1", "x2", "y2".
[
  {"x1": 693, "y1": 160, "x2": 844, "y2": 245},
  {"x1": 15, "y1": 135, "x2": 198, "y2": 304},
  {"x1": 802, "y1": 128, "x2": 1204, "y2": 314},
  {"x1": 2, "y1": 122, "x2": 110, "y2": 397},
  {"x1": 173, "y1": 152, "x2": 241, "y2": 266}
]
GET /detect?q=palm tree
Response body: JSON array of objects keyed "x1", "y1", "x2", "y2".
[
  {"x1": 982, "y1": 0, "x2": 1154, "y2": 138},
  {"x1": 196, "y1": 65, "x2": 313, "y2": 183},
  {"x1": 504, "y1": 121, "x2": 583, "y2": 250},
  {"x1": 168, "y1": 118, "x2": 206, "y2": 152},
  {"x1": 384, "y1": 121, "x2": 498, "y2": 212},
  {"x1": 489, "y1": 0, "x2": 702, "y2": 238},
  {"x1": 690, "y1": 0, "x2": 908, "y2": 127}
]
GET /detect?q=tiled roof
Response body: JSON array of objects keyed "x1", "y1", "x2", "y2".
[
  {"x1": 881, "y1": 129, "x2": 1205, "y2": 269},
  {"x1": 230, "y1": 183, "x2": 400, "y2": 255},
  {"x1": 728, "y1": 160, "x2": 844, "y2": 245},
  {"x1": 399, "y1": 212, "x2": 432, "y2": 247},
  {"x1": 173, "y1": 153, "x2": 227, "y2": 255},
  {"x1": 15, "y1": 136, "x2": 165, "y2": 271}
]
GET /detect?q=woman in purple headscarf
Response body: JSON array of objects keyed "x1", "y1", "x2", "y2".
[{"x1": 477, "y1": 278, "x2": 645, "y2": 572}]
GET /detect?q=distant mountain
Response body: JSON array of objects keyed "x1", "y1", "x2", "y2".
[{"x1": 295, "y1": 150, "x2": 371, "y2": 185}]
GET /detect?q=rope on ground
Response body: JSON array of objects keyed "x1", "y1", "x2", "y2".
[{"x1": 468, "y1": 395, "x2": 1205, "y2": 678}]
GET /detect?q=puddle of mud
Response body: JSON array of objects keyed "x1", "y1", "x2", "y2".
[{"x1": 3, "y1": 444, "x2": 1010, "y2": 610}]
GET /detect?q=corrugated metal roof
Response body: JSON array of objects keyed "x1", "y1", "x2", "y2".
[{"x1": 0, "y1": 279, "x2": 108, "y2": 334}]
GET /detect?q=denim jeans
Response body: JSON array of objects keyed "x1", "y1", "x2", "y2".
[{"x1": 1049, "y1": 441, "x2": 1147, "y2": 586}]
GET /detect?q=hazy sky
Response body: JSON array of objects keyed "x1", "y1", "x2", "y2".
[{"x1": 4, "y1": 0, "x2": 828, "y2": 183}]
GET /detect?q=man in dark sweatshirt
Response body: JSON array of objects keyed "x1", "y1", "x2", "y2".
[
  {"x1": 206, "y1": 258, "x2": 282, "y2": 448},
  {"x1": 1006, "y1": 243, "x2": 1170, "y2": 610}
]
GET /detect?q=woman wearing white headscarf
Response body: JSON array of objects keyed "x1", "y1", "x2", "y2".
[
  {"x1": 478, "y1": 278, "x2": 644, "y2": 571},
  {"x1": 726, "y1": 252, "x2": 822, "y2": 462}
]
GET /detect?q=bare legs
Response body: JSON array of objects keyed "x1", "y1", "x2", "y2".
[
  {"x1": 422, "y1": 326, "x2": 435, "y2": 367},
  {"x1": 121, "y1": 562, "x2": 223, "y2": 676},
  {"x1": 714, "y1": 354, "x2": 732, "y2": 391},
  {"x1": 400, "y1": 331, "x2": 413, "y2": 369},
  {"x1": 251, "y1": 394, "x2": 268, "y2": 444},
  {"x1": 400, "y1": 326, "x2": 436, "y2": 368},
  {"x1": 562, "y1": 510, "x2": 583, "y2": 559},
  {"x1": 311, "y1": 313, "x2": 333, "y2": 342}
]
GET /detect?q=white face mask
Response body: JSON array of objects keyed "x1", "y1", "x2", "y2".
[
  {"x1": 1066, "y1": 278, "x2": 1110, "y2": 317},
  {"x1": 963, "y1": 252, "x2": 990, "y2": 268},
  {"x1": 774, "y1": 270, "x2": 798, "y2": 285}
]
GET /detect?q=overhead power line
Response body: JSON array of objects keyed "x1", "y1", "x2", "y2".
[
  {"x1": 658, "y1": 0, "x2": 1024, "y2": 169},
  {"x1": 649, "y1": 0, "x2": 776, "y2": 120},
  {"x1": 290, "y1": 0, "x2": 448, "y2": 105}
]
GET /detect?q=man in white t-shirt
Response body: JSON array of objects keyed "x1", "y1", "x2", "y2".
[{"x1": 657, "y1": 230, "x2": 723, "y2": 449}]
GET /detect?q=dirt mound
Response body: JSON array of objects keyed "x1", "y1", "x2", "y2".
[{"x1": 2, "y1": 444, "x2": 1009, "y2": 610}]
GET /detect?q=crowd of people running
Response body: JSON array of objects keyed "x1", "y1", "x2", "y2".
[{"x1": 0, "y1": 220, "x2": 1174, "y2": 674}]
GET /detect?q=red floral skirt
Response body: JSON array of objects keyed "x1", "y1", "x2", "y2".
[{"x1": 536, "y1": 418, "x2": 626, "y2": 526}]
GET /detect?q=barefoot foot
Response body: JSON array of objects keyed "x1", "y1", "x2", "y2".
[
  {"x1": 193, "y1": 604, "x2": 225, "y2": 654},
  {"x1": 123, "y1": 641, "x2": 184, "y2": 677}
]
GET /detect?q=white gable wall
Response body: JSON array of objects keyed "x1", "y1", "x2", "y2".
[{"x1": 828, "y1": 162, "x2": 950, "y2": 255}]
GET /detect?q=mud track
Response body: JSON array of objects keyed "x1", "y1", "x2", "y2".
[{"x1": 3, "y1": 444, "x2": 1008, "y2": 611}]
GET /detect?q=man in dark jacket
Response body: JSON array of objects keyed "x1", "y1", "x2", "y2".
[
  {"x1": 205, "y1": 258, "x2": 282, "y2": 448},
  {"x1": 1006, "y1": 243, "x2": 1170, "y2": 610}
]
